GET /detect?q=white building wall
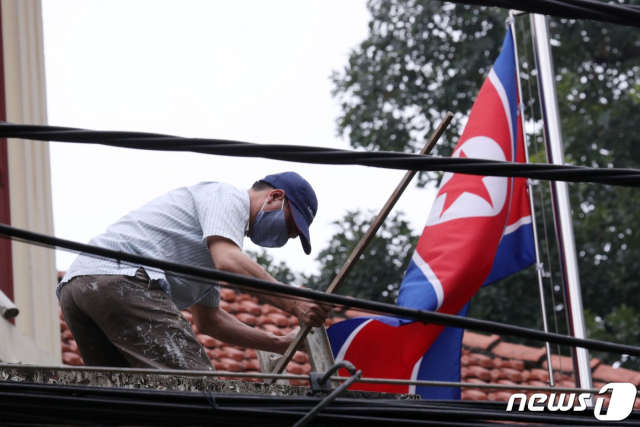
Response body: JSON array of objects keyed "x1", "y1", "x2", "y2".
[{"x1": 0, "y1": 0, "x2": 60, "y2": 365}]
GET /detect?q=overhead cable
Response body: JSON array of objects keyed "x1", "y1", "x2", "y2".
[
  {"x1": 441, "y1": 0, "x2": 640, "y2": 28},
  {"x1": 2, "y1": 222, "x2": 640, "y2": 358},
  {"x1": 1, "y1": 381, "x2": 638, "y2": 426},
  {"x1": 2, "y1": 122, "x2": 640, "y2": 187}
]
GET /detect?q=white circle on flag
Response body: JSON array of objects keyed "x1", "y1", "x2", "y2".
[{"x1": 426, "y1": 136, "x2": 508, "y2": 226}]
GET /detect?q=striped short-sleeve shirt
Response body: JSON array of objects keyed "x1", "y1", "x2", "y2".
[{"x1": 57, "y1": 182, "x2": 250, "y2": 309}]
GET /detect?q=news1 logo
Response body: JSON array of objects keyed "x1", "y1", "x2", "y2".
[{"x1": 506, "y1": 383, "x2": 637, "y2": 421}]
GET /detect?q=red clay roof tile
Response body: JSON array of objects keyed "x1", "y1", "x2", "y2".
[
  {"x1": 593, "y1": 363, "x2": 640, "y2": 385},
  {"x1": 61, "y1": 329, "x2": 73, "y2": 342},
  {"x1": 220, "y1": 288, "x2": 236, "y2": 302},
  {"x1": 261, "y1": 324, "x2": 284, "y2": 336},
  {"x1": 236, "y1": 293, "x2": 252, "y2": 302},
  {"x1": 261, "y1": 305, "x2": 279, "y2": 315},
  {"x1": 286, "y1": 361, "x2": 304, "y2": 375},
  {"x1": 245, "y1": 359, "x2": 261, "y2": 371},
  {"x1": 541, "y1": 354, "x2": 574, "y2": 373},
  {"x1": 526, "y1": 380, "x2": 548, "y2": 388},
  {"x1": 492, "y1": 342, "x2": 546, "y2": 363},
  {"x1": 529, "y1": 368, "x2": 551, "y2": 383},
  {"x1": 182, "y1": 311, "x2": 194, "y2": 324},
  {"x1": 507, "y1": 359, "x2": 525, "y2": 371},
  {"x1": 223, "y1": 346, "x2": 246, "y2": 362},
  {"x1": 263, "y1": 313, "x2": 289, "y2": 327},
  {"x1": 237, "y1": 300, "x2": 262, "y2": 316},
  {"x1": 236, "y1": 312, "x2": 258, "y2": 326},
  {"x1": 462, "y1": 332, "x2": 500, "y2": 351},
  {"x1": 292, "y1": 351, "x2": 309, "y2": 364},
  {"x1": 197, "y1": 335, "x2": 217, "y2": 348},
  {"x1": 461, "y1": 355, "x2": 469, "y2": 367},
  {"x1": 491, "y1": 391, "x2": 514, "y2": 402},
  {"x1": 219, "y1": 300, "x2": 232, "y2": 312},
  {"x1": 220, "y1": 358, "x2": 244, "y2": 372},
  {"x1": 62, "y1": 352, "x2": 83, "y2": 366},
  {"x1": 501, "y1": 367, "x2": 524, "y2": 380},
  {"x1": 466, "y1": 366, "x2": 491, "y2": 381},
  {"x1": 468, "y1": 353, "x2": 494, "y2": 369},
  {"x1": 461, "y1": 390, "x2": 487, "y2": 401}
]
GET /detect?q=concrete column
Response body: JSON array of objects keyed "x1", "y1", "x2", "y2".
[{"x1": 1, "y1": 0, "x2": 59, "y2": 364}]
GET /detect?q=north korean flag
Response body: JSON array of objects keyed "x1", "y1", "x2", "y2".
[{"x1": 327, "y1": 29, "x2": 535, "y2": 398}]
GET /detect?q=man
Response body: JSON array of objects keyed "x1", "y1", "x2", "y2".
[{"x1": 58, "y1": 172, "x2": 330, "y2": 370}]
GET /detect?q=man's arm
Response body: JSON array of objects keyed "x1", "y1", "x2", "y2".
[
  {"x1": 191, "y1": 304, "x2": 296, "y2": 354},
  {"x1": 207, "y1": 236, "x2": 330, "y2": 327}
]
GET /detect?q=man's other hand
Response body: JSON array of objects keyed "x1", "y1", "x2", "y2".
[
  {"x1": 292, "y1": 299, "x2": 331, "y2": 328},
  {"x1": 275, "y1": 327, "x2": 300, "y2": 354}
]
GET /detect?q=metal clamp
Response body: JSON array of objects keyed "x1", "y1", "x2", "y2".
[
  {"x1": 295, "y1": 361, "x2": 362, "y2": 427},
  {"x1": 505, "y1": 15, "x2": 515, "y2": 27},
  {"x1": 309, "y1": 361, "x2": 356, "y2": 393}
]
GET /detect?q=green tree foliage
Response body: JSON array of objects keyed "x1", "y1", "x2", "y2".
[
  {"x1": 306, "y1": 210, "x2": 419, "y2": 304},
  {"x1": 247, "y1": 249, "x2": 302, "y2": 286},
  {"x1": 331, "y1": 0, "x2": 640, "y2": 369}
]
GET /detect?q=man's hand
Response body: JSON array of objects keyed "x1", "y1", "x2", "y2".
[
  {"x1": 274, "y1": 327, "x2": 301, "y2": 354},
  {"x1": 208, "y1": 236, "x2": 333, "y2": 326},
  {"x1": 292, "y1": 299, "x2": 331, "y2": 328}
]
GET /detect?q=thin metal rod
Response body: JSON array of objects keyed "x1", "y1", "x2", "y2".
[
  {"x1": 267, "y1": 112, "x2": 454, "y2": 380},
  {"x1": 293, "y1": 371, "x2": 362, "y2": 427},
  {"x1": 529, "y1": 13, "x2": 593, "y2": 395},
  {"x1": 509, "y1": 11, "x2": 555, "y2": 387},
  {"x1": 520, "y1": 15, "x2": 567, "y2": 386}
]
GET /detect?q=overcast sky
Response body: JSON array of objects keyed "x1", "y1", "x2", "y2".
[{"x1": 43, "y1": 0, "x2": 438, "y2": 278}]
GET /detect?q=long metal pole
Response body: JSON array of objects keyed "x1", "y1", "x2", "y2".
[
  {"x1": 529, "y1": 14, "x2": 593, "y2": 394},
  {"x1": 508, "y1": 12, "x2": 554, "y2": 387},
  {"x1": 266, "y1": 113, "x2": 454, "y2": 381}
]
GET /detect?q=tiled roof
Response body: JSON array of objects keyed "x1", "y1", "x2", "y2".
[{"x1": 59, "y1": 283, "x2": 640, "y2": 407}]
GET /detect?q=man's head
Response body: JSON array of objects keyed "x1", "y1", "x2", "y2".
[{"x1": 248, "y1": 172, "x2": 317, "y2": 255}]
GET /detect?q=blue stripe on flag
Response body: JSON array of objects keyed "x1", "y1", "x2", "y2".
[
  {"x1": 483, "y1": 222, "x2": 535, "y2": 286},
  {"x1": 414, "y1": 304, "x2": 469, "y2": 400},
  {"x1": 396, "y1": 260, "x2": 440, "y2": 311},
  {"x1": 492, "y1": 27, "x2": 518, "y2": 155}
]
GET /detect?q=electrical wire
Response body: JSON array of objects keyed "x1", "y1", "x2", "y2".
[
  {"x1": 3, "y1": 122, "x2": 640, "y2": 187},
  {"x1": 1, "y1": 381, "x2": 638, "y2": 426},
  {"x1": 440, "y1": 0, "x2": 640, "y2": 28},
  {"x1": 1, "y1": 222, "x2": 640, "y2": 358}
]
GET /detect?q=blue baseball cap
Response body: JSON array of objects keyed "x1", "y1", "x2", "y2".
[{"x1": 260, "y1": 172, "x2": 317, "y2": 255}]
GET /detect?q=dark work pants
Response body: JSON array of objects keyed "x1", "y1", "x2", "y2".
[{"x1": 59, "y1": 269, "x2": 214, "y2": 371}]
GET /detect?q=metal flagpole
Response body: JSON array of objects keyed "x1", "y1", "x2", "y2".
[
  {"x1": 529, "y1": 13, "x2": 594, "y2": 396},
  {"x1": 508, "y1": 11, "x2": 555, "y2": 387}
]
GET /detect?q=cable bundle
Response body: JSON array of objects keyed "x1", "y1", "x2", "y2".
[
  {"x1": 2, "y1": 122, "x2": 640, "y2": 187},
  {"x1": 1, "y1": 380, "x2": 638, "y2": 426}
]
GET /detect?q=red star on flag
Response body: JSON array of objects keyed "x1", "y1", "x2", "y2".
[{"x1": 438, "y1": 150, "x2": 493, "y2": 217}]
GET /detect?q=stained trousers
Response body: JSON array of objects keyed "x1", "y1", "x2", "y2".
[{"x1": 59, "y1": 268, "x2": 214, "y2": 371}]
